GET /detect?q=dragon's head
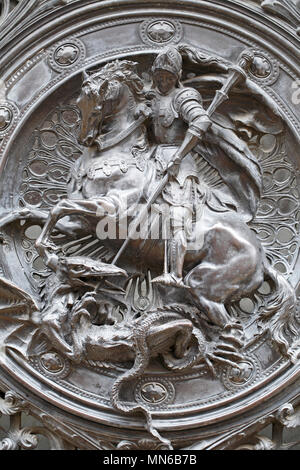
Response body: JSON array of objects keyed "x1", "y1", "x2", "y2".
[{"x1": 57, "y1": 256, "x2": 127, "y2": 284}]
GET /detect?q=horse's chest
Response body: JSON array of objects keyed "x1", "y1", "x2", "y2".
[
  {"x1": 87, "y1": 158, "x2": 133, "y2": 179},
  {"x1": 81, "y1": 156, "x2": 147, "y2": 198}
]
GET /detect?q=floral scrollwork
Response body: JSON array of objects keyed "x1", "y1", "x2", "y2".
[
  {"x1": 0, "y1": 427, "x2": 38, "y2": 450},
  {"x1": 0, "y1": 391, "x2": 38, "y2": 450},
  {"x1": 261, "y1": 0, "x2": 300, "y2": 34},
  {"x1": 277, "y1": 403, "x2": 300, "y2": 428},
  {"x1": 117, "y1": 439, "x2": 170, "y2": 450},
  {"x1": 0, "y1": 391, "x2": 27, "y2": 416},
  {"x1": 0, "y1": 390, "x2": 74, "y2": 450},
  {"x1": 99, "y1": 438, "x2": 171, "y2": 450},
  {"x1": 236, "y1": 435, "x2": 276, "y2": 450}
]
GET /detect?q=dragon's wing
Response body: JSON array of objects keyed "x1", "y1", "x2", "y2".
[
  {"x1": 0, "y1": 276, "x2": 39, "y2": 321},
  {"x1": 0, "y1": 277, "x2": 42, "y2": 358}
]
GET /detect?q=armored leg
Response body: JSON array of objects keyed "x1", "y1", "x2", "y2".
[{"x1": 152, "y1": 206, "x2": 191, "y2": 288}]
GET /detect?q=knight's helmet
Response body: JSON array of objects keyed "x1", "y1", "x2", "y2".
[{"x1": 151, "y1": 46, "x2": 183, "y2": 81}]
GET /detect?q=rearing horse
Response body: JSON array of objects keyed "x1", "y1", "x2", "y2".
[
  {"x1": 36, "y1": 60, "x2": 296, "y2": 347},
  {"x1": 37, "y1": 60, "x2": 157, "y2": 254}
]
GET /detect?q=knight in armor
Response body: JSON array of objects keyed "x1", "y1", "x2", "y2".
[{"x1": 150, "y1": 46, "x2": 212, "y2": 288}]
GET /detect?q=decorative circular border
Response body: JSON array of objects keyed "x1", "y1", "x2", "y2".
[
  {"x1": 48, "y1": 37, "x2": 86, "y2": 73},
  {"x1": 1, "y1": 45, "x2": 295, "y2": 414},
  {"x1": 246, "y1": 48, "x2": 280, "y2": 86},
  {"x1": 139, "y1": 18, "x2": 183, "y2": 46},
  {"x1": 135, "y1": 377, "x2": 175, "y2": 409},
  {"x1": 0, "y1": 9, "x2": 299, "y2": 437},
  {"x1": 6, "y1": 346, "x2": 289, "y2": 414}
]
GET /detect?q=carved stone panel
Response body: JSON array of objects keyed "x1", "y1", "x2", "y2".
[{"x1": 0, "y1": 0, "x2": 300, "y2": 450}]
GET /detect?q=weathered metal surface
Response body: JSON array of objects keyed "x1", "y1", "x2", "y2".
[{"x1": 0, "y1": 0, "x2": 300, "y2": 450}]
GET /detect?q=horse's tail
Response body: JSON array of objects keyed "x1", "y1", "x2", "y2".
[{"x1": 260, "y1": 260, "x2": 298, "y2": 359}]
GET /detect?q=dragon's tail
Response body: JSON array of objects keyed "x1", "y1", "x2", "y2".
[{"x1": 110, "y1": 318, "x2": 172, "y2": 449}]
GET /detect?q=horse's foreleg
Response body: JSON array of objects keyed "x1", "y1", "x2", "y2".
[
  {"x1": 36, "y1": 209, "x2": 63, "y2": 257},
  {"x1": 36, "y1": 198, "x2": 117, "y2": 257},
  {"x1": 36, "y1": 199, "x2": 97, "y2": 257},
  {"x1": 0, "y1": 208, "x2": 48, "y2": 229}
]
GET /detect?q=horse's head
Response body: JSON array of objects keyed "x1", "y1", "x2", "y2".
[
  {"x1": 77, "y1": 61, "x2": 145, "y2": 147},
  {"x1": 77, "y1": 71, "x2": 109, "y2": 146}
]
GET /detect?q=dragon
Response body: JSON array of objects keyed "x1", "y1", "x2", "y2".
[{"x1": 0, "y1": 252, "x2": 248, "y2": 448}]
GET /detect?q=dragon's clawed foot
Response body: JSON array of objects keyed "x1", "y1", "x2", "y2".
[{"x1": 203, "y1": 323, "x2": 246, "y2": 376}]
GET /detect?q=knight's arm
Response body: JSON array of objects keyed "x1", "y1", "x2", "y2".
[{"x1": 171, "y1": 88, "x2": 211, "y2": 166}]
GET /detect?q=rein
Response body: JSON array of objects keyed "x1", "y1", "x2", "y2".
[{"x1": 94, "y1": 113, "x2": 148, "y2": 151}]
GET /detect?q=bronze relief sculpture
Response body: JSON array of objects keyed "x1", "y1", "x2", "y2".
[{"x1": 0, "y1": 0, "x2": 300, "y2": 451}]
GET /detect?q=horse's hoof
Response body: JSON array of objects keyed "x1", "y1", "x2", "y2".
[{"x1": 35, "y1": 240, "x2": 45, "y2": 256}]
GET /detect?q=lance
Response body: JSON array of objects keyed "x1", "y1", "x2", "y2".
[{"x1": 111, "y1": 51, "x2": 254, "y2": 266}]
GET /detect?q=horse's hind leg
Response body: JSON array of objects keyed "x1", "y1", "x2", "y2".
[
  {"x1": 184, "y1": 222, "x2": 264, "y2": 327},
  {"x1": 188, "y1": 295, "x2": 232, "y2": 328}
]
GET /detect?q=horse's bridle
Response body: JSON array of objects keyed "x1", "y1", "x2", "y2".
[{"x1": 94, "y1": 113, "x2": 148, "y2": 151}]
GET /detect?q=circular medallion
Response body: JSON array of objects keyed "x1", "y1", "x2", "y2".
[
  {"x1": 0, "y1": 102, "x2": 18, "y2": 137},
  {"x1": 250, "y1": 55, "x2": 272, "y2": 78},
  {"x1": 54, "y1": 44, "x2": 80, "y2": 67},
  {"x1": 140, "y1": 382, "x2": 168, "y2": 403},
  {"x1": 223, "y1": 359, "x2": 258, "y2": 390},
  {"x1": 40, "y1": 352, "x2": 65, "y2": 372},
  {"x1": 139, "y1": 19, "x2": 183, "y2": 46},
  {"x1": 31, "y1": 352, "x2": 71, "y2": 380},
  {"x1": 246, "y1": 49, "x2": 280, "y2": 85},
  {"x1": 135, "y1": 378, "x2": 175, "y2": 407},
  {"x1": 0, "y1": 106, "x2": 12, "y2": 131},
  {"x1": 49, "y1": 38, "x2": 85, "y2": 72}
]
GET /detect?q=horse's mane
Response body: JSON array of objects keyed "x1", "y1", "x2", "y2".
[{"x1": 86, "y1": 60, "x2": 146, "y2": 102}]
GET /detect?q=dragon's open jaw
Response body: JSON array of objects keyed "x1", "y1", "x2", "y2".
[{"x1": 60, "y1": 256, "x2": 128, "y2": 280}]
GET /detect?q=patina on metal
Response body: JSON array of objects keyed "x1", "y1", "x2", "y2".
[{"x1": 0, "y1": 0, "x2": 300, "y2": 451}]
